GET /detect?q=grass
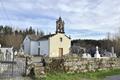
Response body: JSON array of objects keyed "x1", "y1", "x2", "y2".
[{"x1": 44, "y1": 69, "x2": 120, "y2": 80}]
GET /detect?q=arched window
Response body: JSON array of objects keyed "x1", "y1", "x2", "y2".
[{"x1": 60, "y1": 37, "x2": 63, "y2": 42}]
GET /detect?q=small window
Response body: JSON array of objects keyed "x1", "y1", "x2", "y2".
[
  {"x1": 60, "y1": 37, "x2": 62, "y2": 42},
  {"x1": 22, "y1": 45, "x2": 24, "y2": 50},
  {"x1": 38, "y1": 42, "x2": 40, "y2": 46}
]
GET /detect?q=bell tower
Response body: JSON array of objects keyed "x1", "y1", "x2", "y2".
[{"x1": 56, "y1": 17, "x2": 65, "y2": 33}]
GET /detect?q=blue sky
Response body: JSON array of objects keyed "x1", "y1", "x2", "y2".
[{"x1": 0, "y1": 0, "x2": 120, "y2": 40}]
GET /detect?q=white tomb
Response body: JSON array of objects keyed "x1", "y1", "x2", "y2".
[
  {"x1": 82, "y1": 49, "x2": 91, "y2": 58},
  {"x1": 21, "y1": 51, "x2": 24, "y2": 55},
  {"x1": 82, "y1": 53, "x2": 87, "y2": 58},
  {"x1": 0, "y1": 45, "x2": 13, "y2": 61},
  {"x1": 14, "y1": 51, "x2": 18, "y2": 55},
  {"x1": 111, "y1": 47, "x2": 117, "y2": 58},
  {"x1": 94, "y1": 46, "x2": 101, "y2": 58},
  {"x1": 87, "y1": 53, "x2": 92, "y2": 58}
]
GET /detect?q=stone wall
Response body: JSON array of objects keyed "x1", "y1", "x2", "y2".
[
  {"x1": 25, "y1": 57, "x2": 46, "y2": 78},
  {"x1": 46, "y1": 57, "x2": 120, "y2": 73}
]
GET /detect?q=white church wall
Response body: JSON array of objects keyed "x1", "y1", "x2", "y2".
[
  {"x1": 39, "y1": 40, "x2": 49, "y2": 56},
  {"x1": 23, "y1": 36, "x2": 30, "y2": 54},
  {"x1": 49, "y1": 33, "x2": 71, "y2": 57},
  {"x1": 30, "y1": 41, "x2": 38, "y2": 55}
]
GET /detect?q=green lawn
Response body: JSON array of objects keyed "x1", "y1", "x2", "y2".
[{"x1": 45, "y1": 69, "x2": 120, "y2": 80}]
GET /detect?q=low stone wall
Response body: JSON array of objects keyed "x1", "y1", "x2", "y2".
[
  {"x1": 34, "y1": 62, "x2": 45, "y2": 78},
  {"x1": 25, "y1": 57, "x2": 46, "y2": 78},
  {"x1": 47, "y1": 57, "x2": 120, "y2": 73}
]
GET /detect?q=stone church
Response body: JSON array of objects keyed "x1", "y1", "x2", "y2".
[{"x1": 23, "y1": 17, "x2": 71, "y2": 57}]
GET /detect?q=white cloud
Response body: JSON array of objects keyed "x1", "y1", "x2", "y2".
[{"x1": 0, "y1": 0, "x2": 120, "y2": 39}]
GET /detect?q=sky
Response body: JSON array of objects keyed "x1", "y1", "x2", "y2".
[{"x1": 0, "y1": 0, "x2": 120, "y2": 40}]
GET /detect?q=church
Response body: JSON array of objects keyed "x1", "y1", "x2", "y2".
[{"x1": 23, "y1": 17, "x2": 71, "y2": 57}]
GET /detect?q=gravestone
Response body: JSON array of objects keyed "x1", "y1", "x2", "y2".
[
  {"x1": 87, "y1": 53, "x2": 92, "y2": 58},
  {"x1": 111, "y1": 47, "x2": 117, "y2": 58},
  {"x1": 14, "y1": 51, "x2": 18, "y2": 55},
  {"x1": 94, "y1": 46, "x2": 101, "y2": 58},
  {"x1": 82, "y1": 53, "x2": 87, "y2": 58},
  {"x1": 82, "y1": 49, "x2": 91, "y2": 58}
]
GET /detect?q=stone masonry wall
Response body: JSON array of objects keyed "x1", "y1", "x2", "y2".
[{"x1": 47, "y1": 57, "x2": 120, "y2": 73}]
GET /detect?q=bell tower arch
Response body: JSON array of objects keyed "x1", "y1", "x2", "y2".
[{"x1": 56, "y1": 17, "x2": 65, "y2": 33}]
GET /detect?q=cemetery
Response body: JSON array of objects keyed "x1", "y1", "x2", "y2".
[
  {"x1": 22, "y1": 46, "x2": 120, "y2": 80},
  {"x1": 0, "y1": 32, "x2": 120, "y2": 80},
  {"x1": 0, "y1": 43, "x2": 120, "y2": 80},
  {"x1": 0, "y1": 18, "x2": 120, "y2": 80},
  {"x1": 1, "y1": 0, "x2": 120, "y2": 79}
]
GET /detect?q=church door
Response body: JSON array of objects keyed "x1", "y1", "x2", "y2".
[
  {"x1": 59, "y1": 48, "x2": 63, "y2": 57},
  {"x1": 38, "y1": 48, "x2": 40, "y2": 56}
]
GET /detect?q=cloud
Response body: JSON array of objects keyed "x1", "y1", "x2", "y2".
[
  {"x1": 66, "y1": 28, "x2": 106, "y2": 40},
  {"x1": 0, "y1": 0, "x2": 120, "y2": 39}
]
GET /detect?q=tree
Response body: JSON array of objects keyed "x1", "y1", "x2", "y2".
[
  {"x1": 0, "y1": 25, "x2": 3, "y2": 34},
  {"x1": 0, "y1": 25, "x2": 44, "y2": 49},
  {"x1": 15, "y1": 30, "x2": 19, "y2": 35},
  {"x1": 28, "y1": 26, "x2": 35, "y2": 34},
  {"x1": 37, "y1": 30, "x2": 44, "y2": 36},
  {"x1": 3, "y1": 26, "x2": 13, "y2": 34},
  {"x1": 19, "y1": 30, "x2": 22, "y2": 34}
]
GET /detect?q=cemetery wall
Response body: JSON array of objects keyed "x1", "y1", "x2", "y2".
[
  {"x1": 25, "y1": 57, "x2": 46, "y2": 78},
  {"x1": 46, "y1": 57, "x2": 120, "y2": 73}
]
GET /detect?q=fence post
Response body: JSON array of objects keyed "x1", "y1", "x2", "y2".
[
  {"x1": 12, "y1": 52, "x2": 14, "y2": 76},
  {"x1": 25, "y1": 56, "x2": 28, "y2": 76}
]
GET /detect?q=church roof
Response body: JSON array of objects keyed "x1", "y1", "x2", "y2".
[
  {"x1": 27, "y1": 34, "x2": 55, "y2": 41},
  {"x1": 38, "y1": 34, "x2": 55, "y2": 40},
  {"x1": 27, "y1": 33, "x2": 70, "y2": 41},
  {"x1": 28, "y1": 35, "x2": 40, "y2": 41}
]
